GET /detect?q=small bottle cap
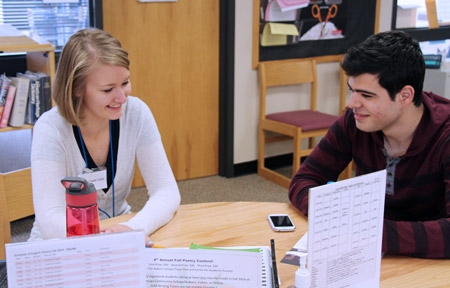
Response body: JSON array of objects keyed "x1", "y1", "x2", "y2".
[{"x1": 62, "y1": 177, "x2": 97, "y2": 207}]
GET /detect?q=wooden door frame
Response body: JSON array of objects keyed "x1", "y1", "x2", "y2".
[{"x1": 94, "y1": 0, "x2": 236, "y2": 178}]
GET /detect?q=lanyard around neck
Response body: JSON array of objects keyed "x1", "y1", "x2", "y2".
[{"x1": 77, "y1": 120, "x2": 115, "y2": 217}]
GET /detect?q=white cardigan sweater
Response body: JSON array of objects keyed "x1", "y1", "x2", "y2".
[{"x1": 29, "y1": 96, "x2": 180, "y2": 240}]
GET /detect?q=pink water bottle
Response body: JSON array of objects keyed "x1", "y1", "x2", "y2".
[{"x1": 62, "y1": 177, "x2": 100, "y2": 237}]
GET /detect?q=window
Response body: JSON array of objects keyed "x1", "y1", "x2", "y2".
[
  {"x1": 0, "y1": 0, "x2": 91, "y2": 49},
  {"x1": 395, "y1": 0, "x2": 450, "y2": 29},
  {"x1": 392, "y1": 0, "x2": 450, "y2": 42}
]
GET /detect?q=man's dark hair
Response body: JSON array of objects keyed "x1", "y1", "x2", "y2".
[{"x1": 341, "y1": 31, "x2": 425, "y2": 106}]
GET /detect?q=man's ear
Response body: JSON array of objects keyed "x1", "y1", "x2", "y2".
[{"x1": 399, "y1": 85, "x2": 415, "y2": 104}]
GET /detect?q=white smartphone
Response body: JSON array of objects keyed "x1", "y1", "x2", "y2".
[{"x1": 268, "y1": 214, "x2": 296, "y2": 232}]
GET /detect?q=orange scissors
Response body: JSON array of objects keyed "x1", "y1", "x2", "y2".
[{"x1": 311, "y1": 4, "x2": 338, "y2": 37}]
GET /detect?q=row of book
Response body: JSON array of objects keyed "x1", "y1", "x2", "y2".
[{"x1": 0, "y1": 71, "x2": 51, "y2": 128}]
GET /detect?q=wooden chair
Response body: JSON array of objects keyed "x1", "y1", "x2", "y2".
[
  {"x1": 0, "y1": 168, "x2": 34, "y2": 260},
  {"x1": 258, "y1": 59, "x2": 348, "y2": 188}
]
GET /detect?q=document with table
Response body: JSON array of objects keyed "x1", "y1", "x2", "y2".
[
  {"x1": 307, "y1": 170, "x2": 386, "y2": 288},
  {"x1": 5, "y1": 230, "x2": 274, "y2": 288},
  {"x1": 5, "y1": 230, "x2": 146, "y2": 287}
]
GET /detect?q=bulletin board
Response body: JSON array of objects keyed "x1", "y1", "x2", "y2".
[{"x1": 252, "y1": 0, "x2": 380, "y2": 69}]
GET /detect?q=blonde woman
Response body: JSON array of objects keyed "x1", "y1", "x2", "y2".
[{"x1": 29, "y1": 28, "x2": 180, "y2": 245}]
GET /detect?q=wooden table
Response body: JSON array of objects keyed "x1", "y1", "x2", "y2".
[{"x1": 101, "y1": 202, "x2": 450, "y2": 288}]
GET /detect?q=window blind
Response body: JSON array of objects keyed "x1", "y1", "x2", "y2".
[{"x1": 0, "y1": 0, "x2": 90, "y2": 49}]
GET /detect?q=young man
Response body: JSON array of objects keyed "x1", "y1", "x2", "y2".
[{"x1": 289, "y1": 31, "x2": 450, "y2": 259}]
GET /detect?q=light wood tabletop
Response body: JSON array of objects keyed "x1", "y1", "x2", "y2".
[{"x1": 101, "y1": 202, "x2": 450, "y2": 288}]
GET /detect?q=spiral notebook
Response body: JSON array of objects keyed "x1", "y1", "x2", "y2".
[
  {"x1": 144, "y1": 244, "x2": 274, "y2": 287},
  {"x1": 190, "y1": 244, "x2": 274, "y2": 287}
]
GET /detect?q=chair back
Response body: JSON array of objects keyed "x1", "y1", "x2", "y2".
[
  {"x1": 0, "y1": 168, "x2": 34, "y2": 259},
  {"x1": 258, "y1": 59, "x2": 318, "y2": 120}
]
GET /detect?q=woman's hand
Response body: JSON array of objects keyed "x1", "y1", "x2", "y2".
[
  {"x1": 101, "y1": 224, "x2": 153, "y2": 247},
  {"x1": 101, "y1": 224, "x2": 132, "y2": 234}
]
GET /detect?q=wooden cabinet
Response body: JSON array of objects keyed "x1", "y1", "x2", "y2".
[
  {"x1": 0, "y1": 34, "x2": 55, "y2": 258},
  {"x1": 103, "y1": 0, "x2": 219, "y2": 183}
]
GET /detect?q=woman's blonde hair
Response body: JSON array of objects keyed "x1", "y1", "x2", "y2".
[{"x1": 53, "y1": 28, "x2": 130, "y2": 126}]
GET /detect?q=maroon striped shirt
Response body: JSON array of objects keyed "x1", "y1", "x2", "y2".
[{"x1": 289, "y1": 92, "x2": 450, "y2": 259}]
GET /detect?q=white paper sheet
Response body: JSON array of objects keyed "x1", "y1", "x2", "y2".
[
  {"x1": 5, "y1": 231, "x2": 146, "y2": 288},
  {"x1": 144, "y1": 248, "x2": 269, "y2": 288},
  {"x1": 307, "y1": 170, "x2": 386, "y2": 288},
  {"x1": 265, "y1": 0, "x2": 297, "y2": 21},
  {"x1": 5, "y1": 233, "x2": 272, "y2": 288},
  {"x1": 0, "y1": 24, "x2": 25, "y2": 37},
  {"x1": 293, "y1": 232, "x2": 308, "y2": 253}
]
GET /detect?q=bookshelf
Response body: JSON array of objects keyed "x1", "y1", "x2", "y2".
[
  {"x1": 0, "y1": 34, "x2": 56, "y2": 132},
  {"x1": 0, "y1": 34, "x2": 55, "y2": 254}
]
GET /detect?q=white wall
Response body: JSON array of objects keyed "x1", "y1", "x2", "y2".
[{"x1": 233, "y1": 0, "x2": 393, "y2": 165}]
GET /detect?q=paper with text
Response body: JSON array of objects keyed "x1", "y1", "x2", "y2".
[
  {"x1": 265, "y1": 0, "x2": 297, "y2": 21},
  {"x1": 5, "y1": 230, "x2": 146, "y2": 288},
  {"x1": 308, "y1": 170, "x2": 386, "y2": 288},
  {"x1": 144, "y1": 248, "x2": 269, "y2": 288}
]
